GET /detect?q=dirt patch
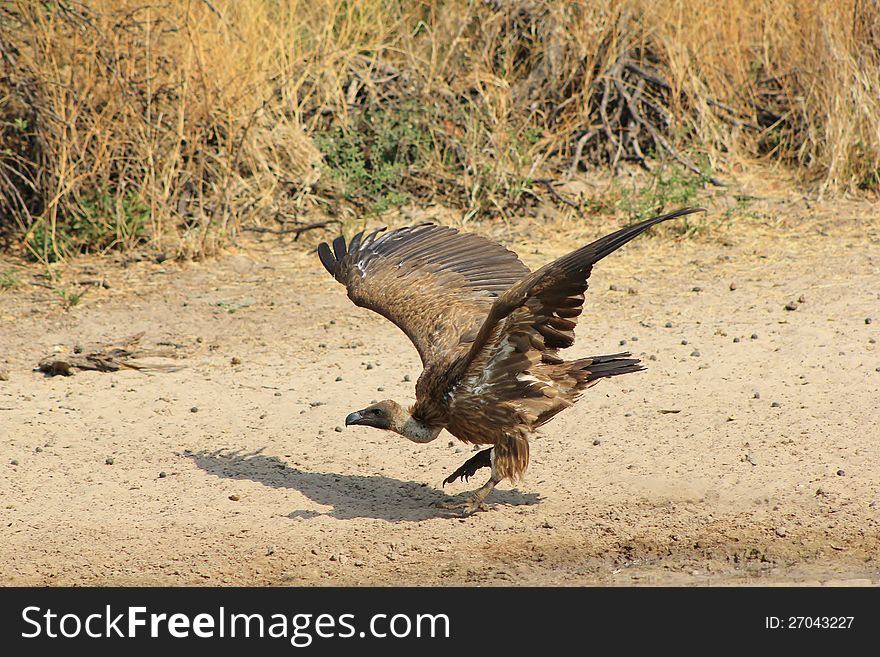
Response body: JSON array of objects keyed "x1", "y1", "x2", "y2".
[{"x1": 1, "y1": 203, "x2": 878, "y2": 585}]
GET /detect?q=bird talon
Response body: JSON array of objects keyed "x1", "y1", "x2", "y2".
[
  {"x1": 441, "y1": 448, "x2": 493, "y2": 488},
  {"x1": 462, "y1": 502, "x2": 489, "y2": 516},
  {"x1": 433, "y1": 498, "x2": 489, "y2": 515},
  {"x1": 433, "y1": 499, "x2": 466, "y2": 510}
]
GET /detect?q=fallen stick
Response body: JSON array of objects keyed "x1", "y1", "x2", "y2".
[{"x1": 241, "y1": 220, "x2": 339, "y2": 240}]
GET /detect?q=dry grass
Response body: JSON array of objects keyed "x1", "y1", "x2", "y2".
[{"x1": 0, "y1": 0, "x2": 878, "y2": 260}]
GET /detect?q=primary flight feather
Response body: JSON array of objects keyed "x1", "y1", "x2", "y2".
[{"x1": 318, "y1": 207, "x2": 703, "y2": 514}]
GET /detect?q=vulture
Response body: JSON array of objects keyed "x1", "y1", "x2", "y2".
[{"x1": 317, "y1": 207, "x2": 703, "y2": 514}]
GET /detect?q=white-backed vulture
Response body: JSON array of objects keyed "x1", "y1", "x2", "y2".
[{"x1": 317, "y1": 207, "x2": 703, "y2": 514}]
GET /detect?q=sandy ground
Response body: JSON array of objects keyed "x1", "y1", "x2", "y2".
[{"x1": 1, "y1": 200, "x2": 879, "y2": 586}]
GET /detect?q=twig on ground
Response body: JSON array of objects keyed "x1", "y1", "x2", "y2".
[
  {"x1": 241, "y1": 220, "x2": 339, "y2": 240},
  {"x1": 533, "y1": 179, "x2": 579, "y2": 208}
]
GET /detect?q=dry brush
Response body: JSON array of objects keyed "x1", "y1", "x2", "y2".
[{"x1": 0, "y1": 0, "x2": 877, "y2": 260}]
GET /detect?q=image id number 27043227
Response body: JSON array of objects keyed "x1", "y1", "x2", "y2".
[{"x1": 765, "y1": 616, "x2": 854, "y2": 630}]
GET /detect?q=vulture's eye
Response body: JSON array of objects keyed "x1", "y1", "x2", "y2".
[{"x1": 371, "y1": 409, "x2": 382, "y2": 416}]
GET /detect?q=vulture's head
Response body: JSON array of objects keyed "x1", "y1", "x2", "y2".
[
  {"x1": 344, "y1": 400, "x2": 406, "y2": 432},
  {"x1": 344, "y1": 400, "x2": 440, "y2": 443}
]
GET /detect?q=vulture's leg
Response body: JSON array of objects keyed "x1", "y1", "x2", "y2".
[
  {"x1": 436, "y1": 451, "x2": 502, "y2": 515},
  {"x1": 442, "y1": 448, "x2": 492, "y2": 486},
  {"x1": 435, "y1": 473, "x2": 502, "y2": 514}
]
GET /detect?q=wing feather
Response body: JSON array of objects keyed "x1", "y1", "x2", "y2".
[
  {"x1": 317, "y1": 224, "x2": 531, "y2": 365},
  {"x1": 449, "y1": 207, "x2": 704, "y2": 429}
]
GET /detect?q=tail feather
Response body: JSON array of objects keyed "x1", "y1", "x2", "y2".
[
  {"x1": 572, "y1": 352, "x2": 644, "y2": 387},
  {"x1": 531, "y1": 352, "x2": 644, "y2": 428}
]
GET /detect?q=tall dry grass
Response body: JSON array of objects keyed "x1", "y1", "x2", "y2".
[{"x1": 0, "y1": 0, "x2": 878, "y2": 260}]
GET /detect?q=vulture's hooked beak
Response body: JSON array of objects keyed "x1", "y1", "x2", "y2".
[
  {"x1": 344, "y1": 410, "x2": 366, "y2": 427},
  {"x1": 344, "y1": 403, "x2": 391, "y2": 430}
]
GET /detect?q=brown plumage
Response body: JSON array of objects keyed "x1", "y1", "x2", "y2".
[{"x1": 318, "y1": 207, "x2": 704, "y2": 513}]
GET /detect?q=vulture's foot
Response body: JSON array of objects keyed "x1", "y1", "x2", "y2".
[
  {"x1": 434, "y1": 474, "x2": 500, "y2": 516},
  {"x1": 442, "y1": 448, "x2": 493, "y2": 487},
  {"x1": 433, "y1": 497, "x2": 489, "y2": 515}
]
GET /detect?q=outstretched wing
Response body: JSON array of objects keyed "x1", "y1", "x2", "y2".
[
  {"x1": 317, "y1": 224, "x2": 531, "y2": 366},
  {"x1": 451, "y1": 208, "x2": 705, "y2": 421}
]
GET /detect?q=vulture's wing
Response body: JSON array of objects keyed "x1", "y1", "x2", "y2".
[
  {"x1": 317, "y1": 224, "x2": 530, "y2": 365},
  {"x1": 452, "y1": 208, "x2": 705, "y2": 416}
]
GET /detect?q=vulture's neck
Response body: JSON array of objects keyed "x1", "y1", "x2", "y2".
[{"x1": 394, "y1": 407, "x2": 441, "y2": 444}]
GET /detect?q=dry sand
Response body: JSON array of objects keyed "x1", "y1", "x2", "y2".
[{"x1": 1, "y1": 201, "x2": 878, "y2": 586}]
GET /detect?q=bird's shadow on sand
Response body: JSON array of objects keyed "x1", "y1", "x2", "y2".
[{"x1": 185, "y1": 449, "x2": 540, "y2": 521}]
